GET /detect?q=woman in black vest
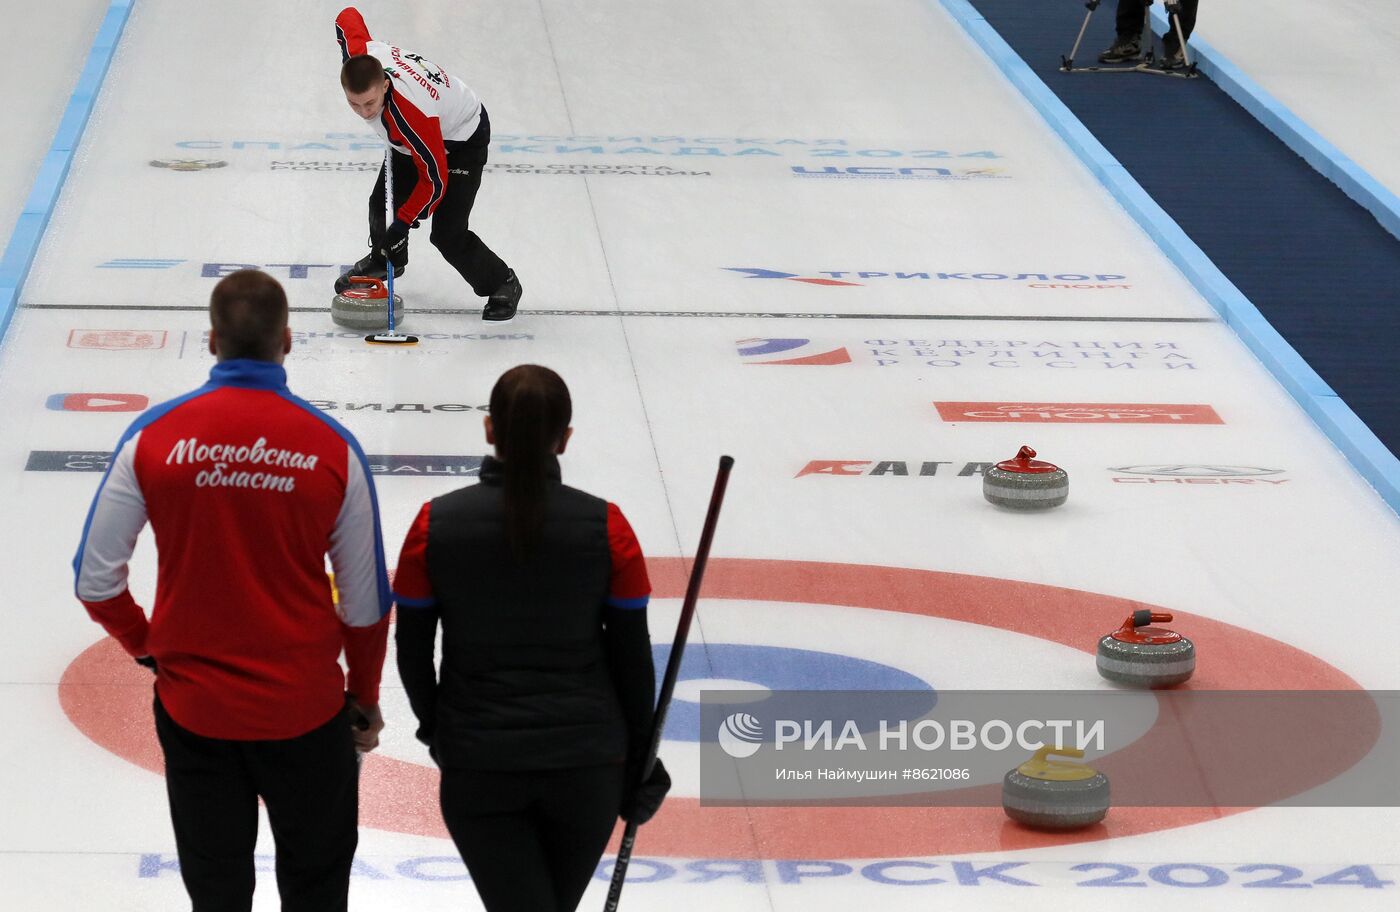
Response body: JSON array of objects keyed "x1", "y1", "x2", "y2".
[{"x1": 393, "y1": 364, "x2": 670, "y2": 912}]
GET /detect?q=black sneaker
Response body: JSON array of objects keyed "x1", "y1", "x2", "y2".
[
  {"x1": 483, "y1": 270, "x2": 521, "y2": 323},
  {"x1": 333, "y1": 254, "x2": 404, "y2": 294},
  {"x1": 1097, "y1": 36, "x2": 1142, "y2": 64},
  {"x1": 1157, "y1": 43, "x2": 1185, "y2": 70}
]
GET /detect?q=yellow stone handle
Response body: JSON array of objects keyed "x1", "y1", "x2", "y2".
[{"x1": 1018, "y1": 745, "x2": 1098, "y2": 781}]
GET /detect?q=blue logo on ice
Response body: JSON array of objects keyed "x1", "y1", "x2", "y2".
[
  {"x1": 656, "y1": 643, "x2": 934, "y2": 741},
  {"x1": 738, "y1": 338, "x2": 809, "y2": 357},
  {"x1": 99, "y1": 259, "x2": 185, "y2": 269},
  {"x1": 737, "y1": 338, "x2": 853, "y2": 366},
  {"x1": 791, "y1": 166, "x2": 1010, "y2": 180}
]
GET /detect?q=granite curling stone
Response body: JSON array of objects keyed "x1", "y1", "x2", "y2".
[
  {"x1": 1096, "y1": 609, "x2": 1196, "y2": 688},
  {"x1": 1002, "y1": 745, "x2": 1109, "y2": 830},
  {"x1": 983, "y1": 445, "x2": 1069, "y2": 510},
  {"x1": 331, "y1": 276, "x2": 405, "y2": 331}
]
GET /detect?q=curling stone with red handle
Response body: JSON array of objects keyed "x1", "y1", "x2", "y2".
[
  {"x1": 983, "y1": 446, "x2": 1069, "y2": 510},
  {"x1": 1096, "y1": 609, "x2": 1196, "y2": 688},
  {"x1": 332, "y1": 276, "x2": 404, "y2": 331}
]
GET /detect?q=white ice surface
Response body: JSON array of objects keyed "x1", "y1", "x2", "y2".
[
  {"x1": 0, "y1": 0, "x2": 109, "y2": 245},
  {"x1": 1, "y1": 1, "x2": 1397, "y2": 910},
  {"x1": 1194, "y1": 0, "x2": 1400, "y2": 202}
]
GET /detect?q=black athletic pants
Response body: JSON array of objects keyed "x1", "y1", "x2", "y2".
[
  {"x1": 153, "y1": 697, "x2": 359, "y2": 912},
  {"x1": 367, "y1": 108, "x2": 510, "y2": 297},
  {"x1": 1117, "y1": 0, "x2": 1198, "y2": 46},
  {"x1": 440, "y1": 764, "x2": 625, "y2": 912}
]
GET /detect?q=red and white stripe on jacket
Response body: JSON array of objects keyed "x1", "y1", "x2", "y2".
[
  {"x1": 73, "y1": 359, "x2": 392, "y2": 741},
  {"x1": 335, "y1": 6, "x2": 482, "y2": 226}
]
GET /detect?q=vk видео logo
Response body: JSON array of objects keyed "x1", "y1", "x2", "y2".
[{"x1": 737, "y1": 338, "x2": 852, "y2": 366}]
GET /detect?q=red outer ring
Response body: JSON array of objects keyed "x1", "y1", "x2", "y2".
[{"x1": 60, "y1": 558, "x2": 1370, "y2": 858}]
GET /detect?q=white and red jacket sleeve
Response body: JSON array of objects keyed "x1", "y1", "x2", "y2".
[
  {"x1": 331, "y1": 451, "x2": 392, "y2": 701},
  {"x1": 336, "y1": 6, "x2": 449, "y2": 228},
  {"x1": 334, "y1": 6, "x2": 371, "y2": 60},
  {"x1": 73, "y1": 432, "x2": 151, "y2": 657}
]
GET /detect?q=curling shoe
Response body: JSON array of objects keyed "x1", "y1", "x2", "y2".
[
  {"x1": 1157, "y1": 43, "x2": 1186, "y2": 70},
  {"x1": 483, "y1": 269, "x2": 522, "y2": 323},
  {"x1": 1097, "y1": 36, "x2": 1141, "y2": 63}
]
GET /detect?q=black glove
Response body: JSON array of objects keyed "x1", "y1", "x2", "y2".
[
  {"x1": 134, "y1": 655, "x2": 158, "y2": 674},
  {"x1": 621, "y1": 758, "x2": 671, "y2": 825},
  {"x1": 379, "y1": 219, "x2": 411, "y2": 260}
]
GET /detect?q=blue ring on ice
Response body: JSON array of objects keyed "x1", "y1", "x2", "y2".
[{"x1": 653, "y1": 643, "x2": 936, "y2": 742}]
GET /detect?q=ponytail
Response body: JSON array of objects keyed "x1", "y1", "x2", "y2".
[{"x1": 488, "y1": 365, "x2": 572, "y2": 561}]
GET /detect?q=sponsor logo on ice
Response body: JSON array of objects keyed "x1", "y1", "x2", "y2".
[
  {"x1": 93, "y1": 261, "x2": 357, "y2": 280},
  {"x1": 738, "y1": 338, "x2": 853, "y2": 365},
  {"x1": 149, "y1": 159, "x2": 227, "y2": 171},
  {"x1": 797, "y1": 460, "x2": 993, "y2": 478},
  {"x1": 68, "y1": 330, "x2": 167, "y2": 351},
  {"x1": 725, "y1": 268, "x2": 863, "y2": 287},
  {"x1": 485, "y1": 162, "x2": 712, "y2": 178},
  {"x1": 1109, "y1": 465, "x2": 1290, "y2": 486},
  {"x1": 738, "y1": 338, "x2": 1195, "y2": 370},
  {"x1": 935, "y1": 402, "x2": 1225, "y2": 425},
  {"x1": 99, "y1": 259, "x2": 186, "y2": 270},
  {"x1": 270, "y1": 160, "x2": 381, "y2": 172},
  {"x1": 174, "y1": 134, "x2": 1005, "y2": 161},
  {"x1": 46, "y1": 393, "x2": 149, "y2": 413},
  {"x1": 791, "y1": 166, "x2": 1009, "y2": 180},
  {"x1": 723, "y1": 268, "x2": 1131, "y2": 289}
]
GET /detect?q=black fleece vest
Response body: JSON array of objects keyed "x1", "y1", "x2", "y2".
[{"x1": 425, "y1": 456, "x2": 628, "y2": 770}]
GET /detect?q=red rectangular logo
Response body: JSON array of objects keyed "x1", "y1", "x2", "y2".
[
  {"x1": 934, "y1": 402, "x2": 1224, "y2": 425},
  {"x1": 68, "y1": 330, "x2": 168, "y2": 351}
]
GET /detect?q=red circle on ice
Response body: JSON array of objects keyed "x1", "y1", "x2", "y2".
[{"x1": 60, "y1": 558, "x2": 1373, "y2": 857}]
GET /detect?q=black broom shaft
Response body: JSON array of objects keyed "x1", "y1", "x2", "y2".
[
  {"x1": 604, "y1": 454, "x2": 734, "y2": 912},
  {"x1": 646, "y1": 454, "x2": 733, "y2": 775}
]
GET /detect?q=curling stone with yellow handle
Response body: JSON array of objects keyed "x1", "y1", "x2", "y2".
[{"x1": 1001, "y1": 745, "x2": 1110, "y2": 830}]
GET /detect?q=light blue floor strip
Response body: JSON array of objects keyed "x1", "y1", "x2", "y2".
[{"x1": 0, "y1": 0, "x2": 136, "y2": 353}]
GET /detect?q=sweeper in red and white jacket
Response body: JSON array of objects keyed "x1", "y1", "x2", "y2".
[
  {"x1": 334, "y1": 5, "x2": 522, "y2": 322},
  {"x1": 72, "y1": 270, "x2": 392, "y2": 912}
]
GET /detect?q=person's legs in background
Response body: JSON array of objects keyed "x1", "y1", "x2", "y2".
[
  {"x1": 1100, "y1": 0, "x2": 1149, "y2": 63},
  {"x1": 1161, "y1": 0, "x2": 1200, "y2": 67}
]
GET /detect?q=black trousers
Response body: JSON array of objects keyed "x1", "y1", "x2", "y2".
[
  {"x1": 440, "y1": 764, "x2": 625, "y2": 912},
  {"x1": 1117, "y1": 0, "x2": 1198, "y2": 46},
  {"x1": 153, "y1": 697, "x2": 359, "y2": 912},
  {"x1": 368, "y1": 109, "x2": 510, "y2": 297}
]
